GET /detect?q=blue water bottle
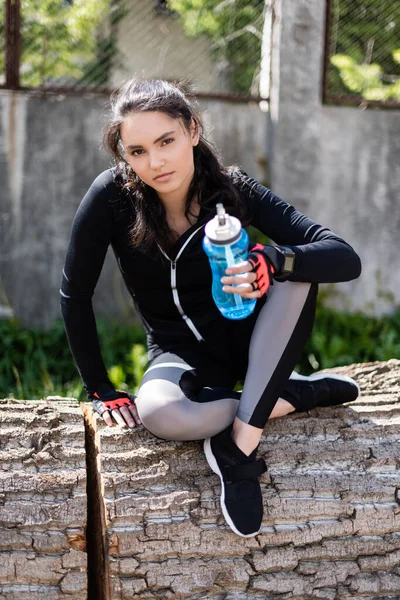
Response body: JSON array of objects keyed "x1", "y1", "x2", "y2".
[{"x1": 203, "y1": 203, "x2": 257, "y2": 320}]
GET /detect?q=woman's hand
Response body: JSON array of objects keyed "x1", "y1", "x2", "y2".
[
  {"x1": 221, "y1": 260, "x2": 264, "y2": 299},
  {"x1": 90, "y1": 386, "x2": 142, "y2": 430}
]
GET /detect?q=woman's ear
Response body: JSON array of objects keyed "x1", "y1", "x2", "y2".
[{"x1": 191, "y1": 118, "x2": 200, "y2": 146}]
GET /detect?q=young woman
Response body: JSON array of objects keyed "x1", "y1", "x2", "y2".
[{"x1": 61, "y1": 79, "x2": 362, "y2": 538}]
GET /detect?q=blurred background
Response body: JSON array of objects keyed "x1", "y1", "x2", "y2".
[{"x1": 0, "y1": 0, "x2": 399, "y2": 399}]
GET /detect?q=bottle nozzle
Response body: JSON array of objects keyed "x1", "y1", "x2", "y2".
[
  {"x1": 205, "y1": 202, "x2": 241, "y2": 244},
  {"x1": 216, "y1": 203, "x2": 226, "y2": 226}
]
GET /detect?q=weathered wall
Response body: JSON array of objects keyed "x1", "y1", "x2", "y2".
[
  {"x1": 0, "y1": 92, "x2": 112, "y2": 328},
  {"x1": 267, "y1": 0, "x2": 400, "y2": 315},
  {"x1": 2, "y1": 0, "x2": 399, "y2": 327},
  {"x1": 0, "y1": 91, "x2": 267, "y2": 328}
]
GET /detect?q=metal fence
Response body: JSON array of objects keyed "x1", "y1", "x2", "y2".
[
  {"x1": 323, "y1": 0, "x2": 400, "y2": 108},
  {"x1": 3, "y1": 1, "x2": 399, "y2": 107},
  {"x1": 1, "y1": 0, "x2": 265, "y2": 101}
]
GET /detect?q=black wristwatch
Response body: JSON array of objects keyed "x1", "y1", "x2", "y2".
[{"x1": 275, "y1": 246, "x2": 296, "y2": 279}]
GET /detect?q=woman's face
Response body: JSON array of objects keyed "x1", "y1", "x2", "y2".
[{"x1": 120, "y1": 111, "x2": 199, "y2": 204}]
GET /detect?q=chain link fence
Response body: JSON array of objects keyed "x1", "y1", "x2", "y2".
[
  {"x1": 3, "y1": 2, "x2": 399, "y2": 106},
  {"x1": 324, "y1": 0, "x2": 400, "y2": 107},
  {"x1": 1, "y1": 0, "x2": 265, "y2": 99}
]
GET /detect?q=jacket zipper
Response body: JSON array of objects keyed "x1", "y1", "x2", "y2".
[{"x1": 158, "y1": 225, "x2": 205, "y2": 341}]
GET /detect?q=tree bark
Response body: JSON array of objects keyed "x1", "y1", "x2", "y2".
[
  {"x1": 92, "y1": 359, "x2": 400, "y2": 600},
  {"x1": 1, "y1": 360, "x2": 399, "y2": 600},
  {"x1": 0, "y1": 399, "x2": 87, "y2": 600}
]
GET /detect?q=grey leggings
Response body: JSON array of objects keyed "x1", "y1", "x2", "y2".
[{"x1": 135, "y1": 281, "x2": 317, "y2": 441}]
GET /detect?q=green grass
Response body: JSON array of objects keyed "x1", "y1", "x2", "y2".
[{"x1": 1, "y1": 302, "x2": 399, "y2": 400}]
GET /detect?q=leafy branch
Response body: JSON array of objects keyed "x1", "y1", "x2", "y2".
[{"x1": 331, "y1": 48, "x2": 400, "y2": 101}]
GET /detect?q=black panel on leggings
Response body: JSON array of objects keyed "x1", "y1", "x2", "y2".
[{"x1": 248, "y1": 283, "x2": 319, "y2": 428}]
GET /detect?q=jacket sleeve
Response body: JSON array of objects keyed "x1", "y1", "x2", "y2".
[
  {"x1": 60, "y1": 170, "x2": 116, "y2": 394},
  {"x1": 241, "y1": 175, "x2": 362, "y2": 283}
]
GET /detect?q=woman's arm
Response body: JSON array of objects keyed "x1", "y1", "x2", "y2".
[
  {"x1": 240, "y1": 175, "x2": 362, "y2": 283},
  {"x1": 60, "y1": 170, "x2": 116, "y2": 395}
]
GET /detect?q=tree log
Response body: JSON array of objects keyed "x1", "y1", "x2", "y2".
[
  {"x1": 0, "y1": 399, "x2": 87, "y2": 600},
  {"x1": 1, "y1": 360, "x2": 399, "y2": 600},
  {"x1": 88, "y1": 360, "x2": 400, "y2": 600}
]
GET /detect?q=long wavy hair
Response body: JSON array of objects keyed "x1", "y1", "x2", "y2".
[{"x1": 102, "y1": 78, "x2": 248, "y2": 250}]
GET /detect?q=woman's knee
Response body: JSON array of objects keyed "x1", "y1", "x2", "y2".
[{"x1": 135, "y1": 379, "x2": 196, "y2": 440}]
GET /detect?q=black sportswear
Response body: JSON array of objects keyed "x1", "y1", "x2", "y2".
[
  {"x1": 60, "y1": 169, "x2": 361, "y2": 394},
  {"x1": 281, "y1": 372, "x2": 360, "y2": 412}
]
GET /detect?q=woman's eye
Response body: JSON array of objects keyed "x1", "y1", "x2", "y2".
[
  {"x1": 131, "y1": 149, "x2": 143, "y2": 156},
  {"x1": 162, "y1": 138, "x2": 174, "y2": 146}
]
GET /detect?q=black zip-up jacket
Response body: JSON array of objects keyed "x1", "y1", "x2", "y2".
[{"x1": 60, "y1": 169, "x2": 362, "y2": 393}]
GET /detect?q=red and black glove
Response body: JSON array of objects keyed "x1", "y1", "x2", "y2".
[
  {"x1": 89, "y1": 383, "x2": 136, "y2": 417},
  {"x1": 247, "y1": 243, "x2": 285, "y2": 295}
]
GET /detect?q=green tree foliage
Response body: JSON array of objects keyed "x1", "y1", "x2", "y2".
[
  {"x1": 0, "y1": 0, "x2": 124, "y2": 87},
  {"x1": 331, "y1": 50, "x2": 400, "y2": 101},
  {"x1": 168, "y1": 0, "x2": 264, "y2": 94},
  {"x1": 0, "y1": 317, "x2": 148, "y2": 400},
  {"x1": 329, "y1": 0, "x2": 400, "y2": 101}
]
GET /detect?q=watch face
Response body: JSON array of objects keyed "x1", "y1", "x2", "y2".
[{"x1": 284, "y1": 255, "x2": 295, "y2": 272}]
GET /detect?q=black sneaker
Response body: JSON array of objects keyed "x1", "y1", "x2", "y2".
[
  {"x1": 203, "y1": 426, "x2": 267, "y2": 537},
  {"x1": 282, "y1": 372, "x2": 360, "y2": 413}
]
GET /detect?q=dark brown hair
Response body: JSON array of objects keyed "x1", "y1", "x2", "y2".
[{"x1": 102, "y1": 78, "x2": 246, "y2": 250}]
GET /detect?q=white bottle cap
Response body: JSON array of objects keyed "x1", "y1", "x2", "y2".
[{"x1": 205, "y1": 203, "x2": 242, "y2": 245}]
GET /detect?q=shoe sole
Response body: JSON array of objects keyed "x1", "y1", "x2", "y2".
[
  {"x1": 290, "y1": 371, "x2": 360, "y2": 395},
  {"x1": 203, "y1": 437, "x2": 261, "y2": 538}
]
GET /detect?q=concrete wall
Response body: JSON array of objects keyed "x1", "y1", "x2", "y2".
[
  {"x1": 267, "y1": 0, "x2": 400, "y2": 314},
  {"x1": 2, "y1": 0, "x2": 399, "y2": 328},
  {"x1": 0, "y1": 92, "x2": 267, "y2": 328}
]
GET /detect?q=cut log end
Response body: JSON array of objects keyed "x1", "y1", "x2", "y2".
[{"x1": 0, "y1": 398, "x2": 87, "y2": 599}]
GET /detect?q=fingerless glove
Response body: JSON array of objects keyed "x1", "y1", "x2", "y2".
[
  {"x1": 88, "y1": 383, "x2": 136, "y2": 416},
  {"x1": 247, "y1": 243, "x2": 284, "y2": 295}
]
